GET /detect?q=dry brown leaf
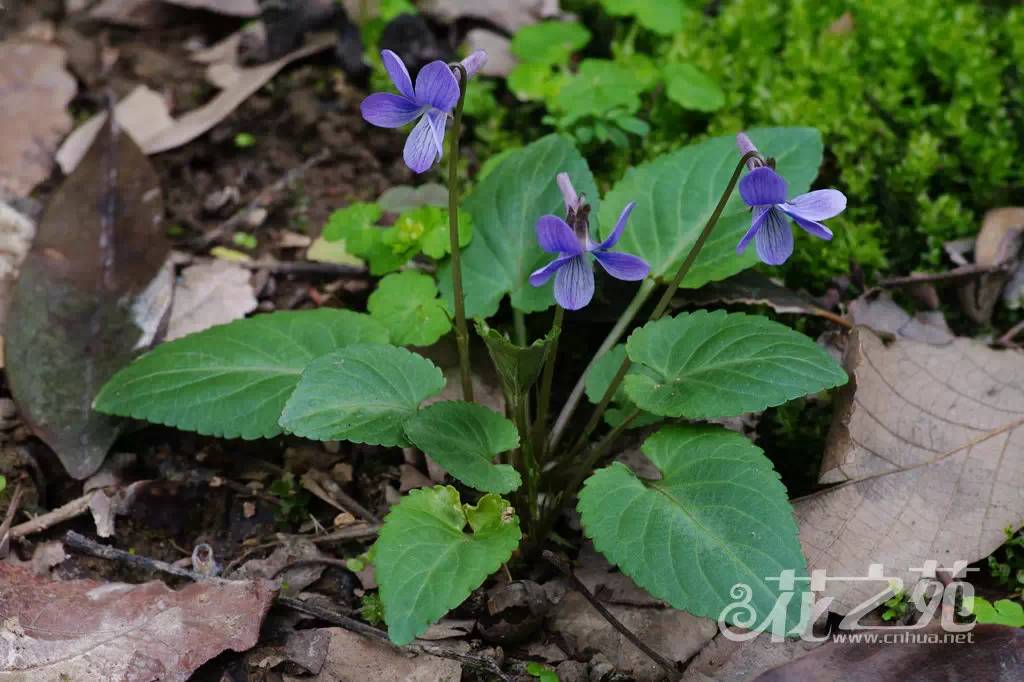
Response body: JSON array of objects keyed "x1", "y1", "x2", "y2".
[
  {"x1": 961, "y1": 207, "x2": 1024, "y2": 323},
  {"x1": 795, "y1": 328, "x2": 1024, "y2": 610},
  {"x1": 0, "y1": 562, "x2": 276, "y2": 680},
  {"x1": 848, "y1": 293, "x2": 953, "y2": 345},
  {"x1": 56, "y1": 85, "x2": 174, "y2": 174},
  {"x1": 293, "y1": 627, "x2": 462, "y2": 681},
  {"x1": 0, "y1": 41, "x2": 76, "y2": 199},
  {"x1": 163, "y1": 0, "x2": 260, "y2": 16},
  {"x1": 681, "y1": 633, "x2": 820, "y2": 682},
  {"x1": 0, "y1": 203, "x2": 36, "y2": 333},
  {"x1": 89, "y1": 0, "x2": 174, "y2": 27},
  {"x1": 165, "y1": 260, "x2": 257, "y2": 340},
  {"x1": 420, "y1": 0, "x2": 562, "y2": 32},
  {"x1": 6, "y1": 117, "x2": 173, "y2": 479}
]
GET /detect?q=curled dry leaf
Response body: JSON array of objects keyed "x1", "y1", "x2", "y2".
[
  {"x1": 960, "y1": 207, "x2": 1024, "y2": 323},
  {"x1": 6, "y1": 117, "x2": 173, "y2": 479},
  {"x1": 165, "y1": 260, "x2": 257, "y2": 340},
  {"x1": 0, "y1": 562, "x2": 276, "y2": 681},
  {"x1": 0, "y1": 203, "x2": 36, "y2": 332},
  {"x1": 795, "y1": 328, "x2": 1024, "y2": 610},
  {"x1": 0, "y1": 40, "x2": 76, "y2": 199}
]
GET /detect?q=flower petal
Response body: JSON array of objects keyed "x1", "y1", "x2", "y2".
[
  {"x1": 459, "y1": 50, "x2": 488, "y2": 79},
  {"x1": 381, "y1": 49, "x2": 414, "y2": 98},
  {"x1": 529, "y1": 254, "x2": 575, "y2": 286},
  {"x1": 739, "y1": 167, "x2": 788, "y2": 206},
  {"x1": 556, "y1": 172, "x2": 579, "y2": 214},
  {"x1": 783, "y1": 208, "x2": 834, "y2": 241},
  {"x1": 403, "y1": 114, "x2": 439, "y2": 173},
  {"x1": 754, "y1": 207, "x2": 794, "y2": 265},
  {"x1": 594, "y1": 250, "x2": 649, "y2": 281},
  {"x1": 597, "y1": 201, "x2": 636, "y2": 250},
  {"x1": 784, "y1": 189, "x2": 847, "y2": 221},
  {"x1": 536, "y1": 215, "x2": 582, "y2": 255},
  {"x1": 736, "y1": 206, "x2": 768, "y2": 254},
  {"x1": 415, "y1": 61, "x2": 460, "y2": 112},
  {"x1": 736, "y1": 132, "x2": 759, "y2": 170},
  {"x1": 426, "y1": 109, "x2": 447, "y2": 162},
  {"x1": 360, "y1": 93, "x2": 421, "y2": 128},
  {"x1": 554, "y1": 255, "x2": 595, "y2": 310}
]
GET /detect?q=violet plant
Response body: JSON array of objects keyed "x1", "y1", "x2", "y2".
[{"x1": 95, "y1": 49, "x2": 849, "y2": 645}]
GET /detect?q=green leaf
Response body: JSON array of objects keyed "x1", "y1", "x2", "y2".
[
  {"x1": 599, "y1": 128, "x2": 823, "y2": 286},
  {"x1": 526, "y1": 662, "x2": 560, "y2": 681},
  {"x1": 440, "y1": 135, "x2": 598, "y2": 318},
  {"x1": 419, "y1": 209, "x2": 472, "y2": 260},
  {"x1": 368, "y1": 271, "x2": 452, "y2": 347},
  {"x1": 378, "y1": 183, "x2": 448, "y2": 213},
  {"x1": 306, "y1": 237, "x2": 365, "y2": 267},
  {"x1": 556, "y1": 60, "x2": 645, "y2": 123},
  {"x1": 583, "y1": 344, "x2": 660, "y2": 429},
  {"x1": 624, "y1": 310, "x2": 847, "y2": 419},
  {"x1": 322, "y1": 202, "x2": 382, "y2": 246},
  {"x1": 663, "y1": 63, "x2": 725, "y2": 112},
  {"x1": 279, "y1": 344, "x2": 445, "y2": 446},
  {"x1": 511, "y1": 21, "x2": 591, "y2": 66},
  {"x1": 404, "y1": 402, "x2": 521, "y2": 493},
  {"x1": 508, "y1": 63, "x2": 565, "y2": 102},
  {"x1": 94, "y1": 310, "x2": 389, "y2": 439},
  {"x1": 601, "y1": 0, "x2": 688, "y2": 35},
  {"x1": 374, "y1": 485, "x2": 521, "y2": 644},
  {"x1": 967, "y1": 597, "x2": 1024, "y2": 627},
  {"x1": 476, "y1": 320, "x2": 558, "y2": 406},
  {"x1": 578, "y1": 424, "x2": 807, "y2": 631}
]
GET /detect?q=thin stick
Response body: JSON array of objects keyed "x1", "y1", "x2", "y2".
[
  {"x1": 544, "y1": 550, "x2": 680, "y2": 681},
  {"x1": 300, "y1": 472, "x2": 381, "y2": 524},
  {"x1": 222, "y1": 523, "x2": 379, "y2": 575},
  {"x1": 447, "y1": 63, "x2": 474, "y2": 403},
  {"x1": 0, "y1": 483, "x2": 26, "y2": 557},
  {"x1": 998, "y1": 319, "x2": 1024, "y2": 347},
  {"x1": 9, "y1": 491, "x2": 94, "y2": 539},
  {"x1": 270, "y1": 557, "x2": 352, "y2": 579},
  {"x1": 63, "y1": 530, "x2": 233, "y2": 583},
  {"x1": 878, "y1": 262, "x2": 1013, "y2": 288}
]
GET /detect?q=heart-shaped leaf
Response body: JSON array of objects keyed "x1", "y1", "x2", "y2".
[
  {"x1": 374, "y1": 485, "x2": 521, "y2": 644},
  {"x1": 599, "y1": 127, "x2": 822, "y2": 287},
  {"x1": 279, "y1": 344, "x2": 445, "y2": 446},
  {"x1": 368, "y1": 271, "x2": 451, "y2": 346},
  {"x1": 439, "y1": 134, "x2": 598, "y2": 319},
  {"x1": 95, "y1": 309, "x2": 389, "y2": 439},
  {"x1": 404, "y1": 402, "x2": 521, "y2": 493},
  {"x1": 583, "y1": 344, "x2": 661, "y2": 429},
  {"x1": 578, "y1": 424, "x2": 807, "y2": 631},
  {"x1": 624, "y1": 310, "x2": 847, "y2": 419}
]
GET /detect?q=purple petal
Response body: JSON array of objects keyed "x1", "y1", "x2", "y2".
[
  {"x1": 415, "y1": 61, "x2": 460, "y2": 112},
  {"x1": 784, "y1": 189, "x2": 846, "y2": 221},
  {"x1": 426, "y1": 109, "x2": 447, "y2": 161},
  {"x1": 783, "y1": 208, "x2": 834, "y2": 241},
  {"x1": 736, "y1": 132, "x2": 759, "y2": 170},
  {"x1": 736, "y1": 206, "x2": 768, "y2": 254},
  {"x1": 459, "y1": 50, "x2": 488, "y2": 79},
  {"x1": 381, "y1": 49, "x2": 414, "y2": 98},
  {"x1": 739, "y1": 167, "x2": 788, "y2": 207},
  {"x1": 529, "y1": 254, "x2": 575, "y2": 286},
  {"x1": 594, "y1": 251, "x2": 649, "y2": 281},
  {"x1": 754, "y1": 207, "x2": 794, "y2": 265},
  {"x1": 360, "y1": 93, "x2": 421, "y2": 128},
  {"x1": 554, "y1": 255, "x2": 595, "y2": 310},
  {"x1": 403, "y1": 114, "x2": 439, "y2": 173},
  {"x1": 536, "y1": 215, "x2": 583, "y2": 255},
  {"x1": 556, "y1": 172, "x2": 579, "y2": 214},
  {"x1": 597, "y1": 201, "x2": 636, "y2": 250}
]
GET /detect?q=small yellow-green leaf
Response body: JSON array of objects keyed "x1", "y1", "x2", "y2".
[{"x1": 368, "y1": 271, "x2": 451, "y2": 347}]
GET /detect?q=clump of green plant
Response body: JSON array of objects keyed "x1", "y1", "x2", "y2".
[
  {"x1": 360, "y1": 592, "x2": 386, "y2": 627},
  {"x1": 95, "y1": 47, "x2": 848, "y2": 647},
  {"x1": 268, "y1": 473, "x2": 311, "y2": 526},
  {"x1": 881, "y1": 587, "x2": 910, "y2": 622},
  {"x1": 988, "y1": 526, "x2": 1024, "y2": 599}
]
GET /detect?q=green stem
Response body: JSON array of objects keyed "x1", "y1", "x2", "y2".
[
  {"x1": 447, "y1": 65, "x2": 473, "y2": 403},
  {"x1": 547, "y1": 278, "x2": 656, "y2": 453},
  {"x1": 532, "y1": 306, "x2": 564, "y2": 461},
  {"x1": 513, "y1": 395, "x2": 539, "y2": 529},
  {"x1": 565, "y1": 152, "x2": 758, "y2": 464},
  {"x1": 513, "y1": 309, "x2": 528, "y2": 346}
]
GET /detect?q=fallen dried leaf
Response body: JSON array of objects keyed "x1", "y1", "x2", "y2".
[
  {"x1": 165, "y1": 260, "x2": 257, "y2": 340},
  {"x1": 297, "y1": 627, "x2": 462, "y2": 681},
  {"x1": 0, "y1": 562, "x2": 276, "y2": 680},
  {"x1": 6, "y1": 117, "x2": 173, "y2": 479},
  {"x1": 795, "y1": 328, "x2": 1024, "y2": 610},
  {"x1": 681, "y1": 633, "x2": 821, "y2": 682},
  {"x1": 848, "y1": 293, "x2": 953, "y2": 345},
  {"x1": 0, "y1": 40, "x2": 76, "y2": 199},
  {"x1": 960, "y1": 208, "x2": 1024, "y2": 323},
  {"x1": 163, "y1": 0, "x2": 259, "y2": 16},
  {"x1": 232, "y1": 537, "x2": 326, "y2": 596},
  {"x1": 420, "y1": 0, "x2": 562, "y2": 32},
  {"x1": 0, "y1": 203, "x2": 36, "y2": 332},
  {"x1": 89, "y1": 0, "x2": 174, "y2": 27}
]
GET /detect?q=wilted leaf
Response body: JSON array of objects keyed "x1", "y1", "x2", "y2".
[
  {"x1": 0, "y1": 562, "x2": 276, "y2": 681},
  {"x1": 7, "y1": 119, "x2": 172, "y2": 479},
  {"x1": 165, "y1": 260, "x2": 257, "y2": 340},
  {"x1": 795, "y1": 328, "x2": 1024, "y2": 610},
  {"x1": 0, "y1": 40, "x2": 77, "y2": 198}
]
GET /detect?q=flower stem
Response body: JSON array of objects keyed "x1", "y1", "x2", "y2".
[
  {"x1": 532, "y1": 305, "x2": 564, "y2": 461},
  {"x1": 547, "y1": 278, "x2": 656, "y2": 453},
  {"x1": 564, "y1": 152, "x2": 757, "y2": 463},
  {"x1": 447, "y1": 64, "x2": 473, "y2": 403}
]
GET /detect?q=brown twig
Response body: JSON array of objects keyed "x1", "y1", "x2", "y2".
[
  {"x1": 63, "y1": 530, "x2": 233, "y2": 583},
  {"x1": 269, "y1": 557, "x2": 352, "y2": 580},
  {"x1": 222, "y1": 523, "x2": 380, "y2": 575},
  {"x1": 197, "y1": 148, "x2": 331, "y2": 246},
  {"x1": 878, "y1": 262, "x2": 1013, "y2": 288},
  {"x1": 242, "y1": 259, "x2": 367, "y2": 276},
  {"x1": 998, "y1": 319, "x2": 1024, "y2": 347},
  {"x1": 0, "y1": 483, "x2": 26, "y2": 557},
  {"x1": 300, "y1": 472, "x2": 381, "y2": 524},
  {"x1": 543, "y1": 550, "x2": 681, "y2": 681},
  {"x1": 9, "y1": 491, "x2": 94, "y2": 539}
]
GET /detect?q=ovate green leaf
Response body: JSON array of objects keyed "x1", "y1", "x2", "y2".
[
  {"x1": 600, "y1": 128, "x2": 822, "y2": 286},
  {"x1": 374, "y1": 486, "x2": 521, "y2": 644},
  {"x1": 368, "y1": 271, "x2": 451, "y2": 346},
  {"x1": 578, "y1": 424, "x2": 807, "y2": 631},
  {"x1": 95, "y1": 310, "x2": 389, "y2": 439},
  {"x1": 440, "y1": 135, "x2": 598, "y2": 318},
  {"x1": 511, "y1": 21, "x2": 591, "y2": 66},
  {"x1": 404, "y1": 402, "x2": 521, "y2": 493},
  {"x1": 279, "y1": 344, "x2": 444, "y2": 446},
  {"x1": 663, "y1": 63, "x2": 725, "y2": 112},
  {"x1": 624, "y1": 310, "x2": 847, "y2": 419}
]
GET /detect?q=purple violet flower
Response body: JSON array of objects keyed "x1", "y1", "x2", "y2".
[
  {"x1": 735, "y1": 133, "x2": 847, "y2": 266},
  {"x1": 360, "y1": 50, "x2": 460, "y2": 174},
  {"x1": 529, "y1": 173, "x2": 650, "y2": 310}
]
